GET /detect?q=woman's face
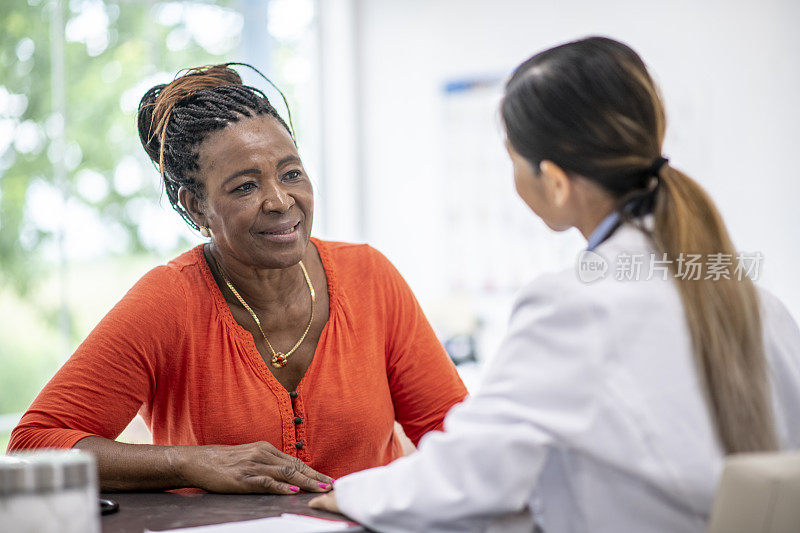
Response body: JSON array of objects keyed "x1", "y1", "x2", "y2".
[{"x1": 189, "y1": 114, "x2": 313, "y2": 269}]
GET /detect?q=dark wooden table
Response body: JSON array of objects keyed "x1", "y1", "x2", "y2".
[{"x1": 100, "y1": 491, "x2": 365, "y2": 532}]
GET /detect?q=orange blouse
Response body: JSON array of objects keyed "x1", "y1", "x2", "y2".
[{"x1": 8, "y1": 239, "x2": 467, "y2": 479}]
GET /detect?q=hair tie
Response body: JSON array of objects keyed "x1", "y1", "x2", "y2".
[{"x1": 649, "y1": 156, "x2": 669, "y2": 176}]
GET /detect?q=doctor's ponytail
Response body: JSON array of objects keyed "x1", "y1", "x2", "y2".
[
  {"x1": 651, "y1": 164, "x2": 777, "y2": 453},
  {"x1": 502, "y1": 36, "x2": 777, "y2": 454}
]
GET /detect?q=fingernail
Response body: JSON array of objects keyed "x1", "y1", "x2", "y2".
[
  {"x1": 318, "y1": 482, "x2": 329, "y2": 489},
  {"x1": 330, "y1": 478, "x2": 337, "y2": 485},
  {"x1": 290, "y1": 486, "x2": 300, "y2": 492}
]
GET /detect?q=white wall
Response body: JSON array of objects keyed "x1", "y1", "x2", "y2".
[{"x1": 344, "y1": 0, "x2": 800, "y2": 324}]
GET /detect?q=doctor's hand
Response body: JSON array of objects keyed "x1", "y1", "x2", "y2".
[
  {"x1": 175, "y1": 441, "x2": 334, "y2": 494},
  {"x1": 309, "y1": 490, "x2": 342, "y2": 514}
]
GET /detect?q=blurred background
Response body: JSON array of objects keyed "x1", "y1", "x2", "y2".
[{"x1": 1, "y1": 0, "x2": 799, "y2": 449}]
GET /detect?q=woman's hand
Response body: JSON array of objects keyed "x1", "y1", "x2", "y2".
[
  {"x1": 308, "y1": 491, "x2": 341, "y2": 514},
  {"x1": 173, "y1": 441, "x2": 334, "y2": 494}
]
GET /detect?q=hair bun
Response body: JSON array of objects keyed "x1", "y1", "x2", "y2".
[{"x1": 136, "y1": 64, "x2": 244, "y2": 167}]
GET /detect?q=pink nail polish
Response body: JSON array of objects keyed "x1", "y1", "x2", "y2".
[
  {"x1": 290, "y1": 486, "x2": 300, "y2": 492},
  {"x1": 318, "y1": 482, "x2": 329, "y2": 489}
]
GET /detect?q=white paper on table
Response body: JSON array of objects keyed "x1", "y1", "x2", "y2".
[{"x1": 144, "y1": 513, "x2": 358, "y2": 533}]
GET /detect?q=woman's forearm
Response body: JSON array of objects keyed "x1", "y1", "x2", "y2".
[
  {"x1": 73, "y1": 436, "x2": 194, "y2": 492},
  {"x1": 73, "y1": 436, "x2": 334, "y2": 494}
]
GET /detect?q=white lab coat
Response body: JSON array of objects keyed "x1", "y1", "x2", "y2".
[{"x1": 334, "y1": 221, "x2": 800, "y2": 533}]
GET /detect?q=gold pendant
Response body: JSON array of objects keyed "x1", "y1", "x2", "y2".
[{"x1": 271, "y1": 352, "x2": 287, "y2": 368}]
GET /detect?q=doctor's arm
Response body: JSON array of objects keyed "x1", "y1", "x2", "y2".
[{"x1": 312, "y1": 280, "x2": 606, "y2": 532}]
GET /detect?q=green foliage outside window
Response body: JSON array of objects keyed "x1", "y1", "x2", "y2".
[{"x1": 0, "y1": 0, "x2": 245, "y2": 419}]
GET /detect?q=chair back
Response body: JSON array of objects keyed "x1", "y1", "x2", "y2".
[{"x1": 708, "y1": 452, "x2": 800, "y2": 533}]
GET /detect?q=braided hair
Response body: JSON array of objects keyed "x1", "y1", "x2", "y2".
[{"x1": 137, "y1": 64, "x2": 293, "y2": 230}]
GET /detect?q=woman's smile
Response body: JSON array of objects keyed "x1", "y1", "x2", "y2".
[{"x1": 256, "y1": 220, "x2": 302, "y2": 243}]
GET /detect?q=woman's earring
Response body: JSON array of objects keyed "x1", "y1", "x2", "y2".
[{"x1": 199, "y1": 226, "x2": 211, "y2": 238}]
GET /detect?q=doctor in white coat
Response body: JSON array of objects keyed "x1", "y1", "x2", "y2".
[{"x1": 310, "y1": 36, "x2": 800, "y2": 532}]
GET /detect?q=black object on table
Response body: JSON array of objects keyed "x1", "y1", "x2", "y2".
[
  {"x1": 100, "y1": 491, "x2": 366, "y2": 532},
  {"x1": 100, "y1": 497, "x2": 120, "y2": 515}
]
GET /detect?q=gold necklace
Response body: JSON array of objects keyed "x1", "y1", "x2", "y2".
[{"x1": 216, "y1": 258, "x2": 315, "y2": 368}]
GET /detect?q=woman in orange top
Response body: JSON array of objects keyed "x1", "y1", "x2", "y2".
[{"x1": 8, "y1": 64, "x2": 467, "y2": 494}]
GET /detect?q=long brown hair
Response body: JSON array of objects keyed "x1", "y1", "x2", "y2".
[{"x1": 502, "y1": 36, "x2": 777, "y2": 454}]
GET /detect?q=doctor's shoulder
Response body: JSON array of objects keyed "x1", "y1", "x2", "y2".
[
  {"x1": 511, "y1": 260, "x2": 617, "y2": 316},
  {"x1": 756, "y1": 285, "x2": 800, "y2": 367},
  {"x1": 757, "y1": 286, "x2": 800, "y2": 334},
  {"x1": 505, "y1": 265, "x2": 616, "y2": 348}
]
